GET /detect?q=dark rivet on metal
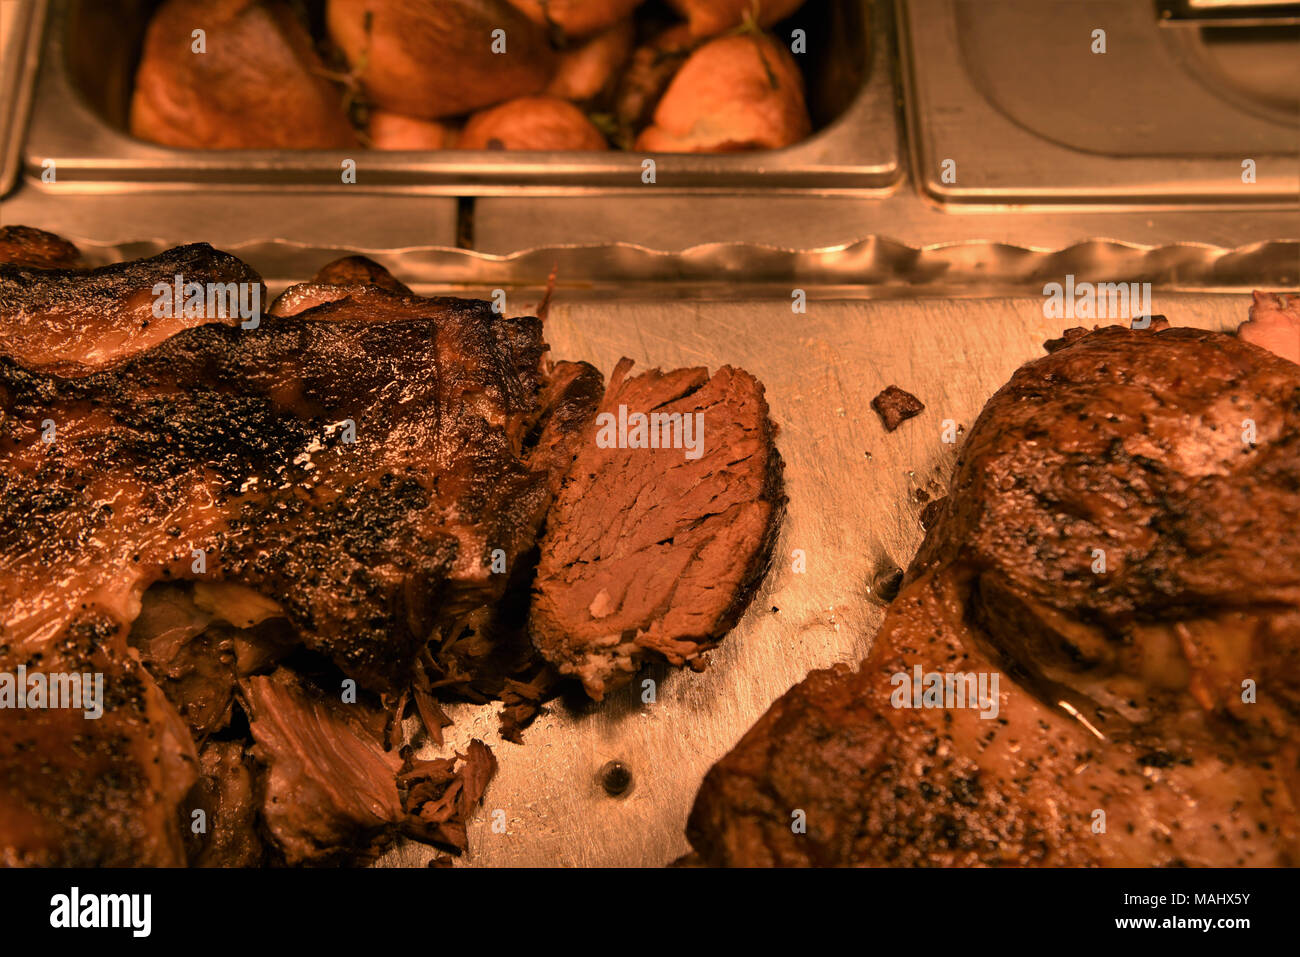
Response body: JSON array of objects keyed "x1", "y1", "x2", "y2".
[{"x1": 600, "y1": 760, "x2": 632, "y2": 797}]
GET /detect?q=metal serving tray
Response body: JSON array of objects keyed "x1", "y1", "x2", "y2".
[
  {"x1": 901, "y1": 0, "x2": 1300, "y2": 204},
  {"x1": 7, "y1": 231, "x2": 1293, "y2": 865},
  {"x1": 20, "y1": 0, "x2": 901, "y2": 193}
]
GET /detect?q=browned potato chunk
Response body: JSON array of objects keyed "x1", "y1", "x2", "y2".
[
  {"x1": 546, "y1": 20, "x2": 635, "y2": 102},
  {"x1": 634, "y1": 33, "x2": 810, "y2": 153},
  {"x1": 367, "y1": 110, "x2": 458, "y2": 149},
  {"x1": 667, "y1": 0, "x2": 807, "y2": 37},
  {"x1": 506, "y1": 0, "x2": 644, "y2": 39},
  {"x1": 327, "y1": 0, "x2": 556, "y2": 120},
  {"x1": 458, "y1": 95, "x2": 608, "y2": 150},
  {"x1": 131, "y1": 0, "x2": 358, "y2": 149}
]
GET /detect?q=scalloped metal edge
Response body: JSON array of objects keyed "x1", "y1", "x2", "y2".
[{"x1": 70, "y1": 235, "x2": 1300, "y2": 292}]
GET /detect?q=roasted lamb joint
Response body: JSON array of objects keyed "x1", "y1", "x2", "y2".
[
  {"x1": 327, "y1": 0, "x2": 556, "y2": 120},
  {"x1": 530, "y1": 359, "x2": 784, "y2": 699},
  {"x1": 667, "y1": 0, "x2": 806, "y2": 37},
  {"x1": 506, "y1": 0, "x2": 643, "y2": 39},
  {"x1": 0, "y1": 242, "x2": 266, "y2": 372},
  {"x1": 635, "y1": 33, "x2": 810, "y2": 153},
  {"x1": 459, "y1": 95, "x2": 609, "y2": 150},
  {"x1": 686, "y1": 326, "x2": 1300, "y2": 867},
  {"x1": 131, "y1": 0, "x2": 358, "y2": 148}
]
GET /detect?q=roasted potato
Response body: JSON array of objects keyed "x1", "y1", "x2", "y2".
[
  {"x1": 458, "y1": 95, "x2": 608, "y2": 150},
  {"x1": 131, "y1": 0, "x2": 358, "y2": 149},
  {"x1": 635, "y1": 32, "x2": 810, "y2": 153},
  {"x1": 327, "y1": 0, "x2": 556, "y2": 120}
]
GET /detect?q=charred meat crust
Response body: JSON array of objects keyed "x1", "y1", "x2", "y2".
[
  {"x1": 0, "y1": 243, "x2": 266, "y2": 372},
  {"x1": 0, "y1": 225, "x2": 82, "y2": 269},
  {"x1": 1, "y1": 297, "x2": 548, "y2": 693},
  {"x1": 688, "y1": 326, "x2": 1300, "y2": 867}
]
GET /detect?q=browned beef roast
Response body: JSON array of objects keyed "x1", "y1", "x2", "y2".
[
  {"x1": 0, "y1": 616, "x2": 198, "y2": 867},
  {"x1": 0, "y1": 242, "x2": 265, "y2": 372},
  {"x1": 685, "y1": 326, "x2": 1300, "y2": 866},
  {"x1": 0, "y1": 292, "x2": 549, "y2": 695},
  {"x1": 531, "y1": 357, "x2": 784, "y2": 700},
  {"x1": 0, "y1": 225, "x2": 81, "y2": 269}
]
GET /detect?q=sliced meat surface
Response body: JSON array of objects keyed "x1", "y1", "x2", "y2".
[
  {"x1": 0, "y1": 292, "x2": 550, "y2": 693},
  {"x1": 0, "y1": 225, "x2": 81, "y2": 269},
  {"x1": 531, "y1": 358, "x2": 784, "y2": 699},
  {"x1": 131, "y1": 0, "x2": 358, "y2": 149},
  {"x1": 686, "y1": 326, "x2": 1300, "y2": 867},
  {"x1": 0, "y1": 241, "x2": 264, "y2": 372}
]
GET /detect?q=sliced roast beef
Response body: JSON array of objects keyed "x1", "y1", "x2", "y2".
[
  {"x1": 686, "y1": 326, "x2": 1300, "y2": 867},
  {"x1": 531, "y1": 358, "x2": 784, "y2": 699},
  {"x1": 0, "y1": 241, "x2": 265, "y2": 372}
]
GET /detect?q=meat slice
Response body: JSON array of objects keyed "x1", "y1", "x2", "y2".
[
  {"x1": 1239, "y1": 291, "x2": 1300, "y2": 366},
  {"x1": 243, "y1": 669, "x2": 404, "y2": 864},
  {"x1": 0, "y1": 225, "x2": 80, "y2": 269},
  {"x1": 130, "y1": 0, "x2": 358, "y2": 149},
  {"x1": 531, "y1": 358, "x2": 784, "y2": 699},
  {"x1": 0, "y1": 616, "x2": 198, "y2": 866},
  {"x1": 185, "y1": 741, "x2": 264, "y2": 867},
  {"x1": 686, "y1": 326, "x2": 1300, "y2": 867},
  {"x1": 0, "y1": 241, "x2": 265, "y2": 372},
  {"x1": 0, "y1": 294, "x2": 550, "y2": 693}
]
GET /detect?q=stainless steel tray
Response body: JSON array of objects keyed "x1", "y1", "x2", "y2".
[
  {"x1": 21, "y1": 0, "x2": 901, "y2": 193},
  {"x1": 0, "y1": 0, "x2": 44, "y2": 198},
  {"x1": 376, "y1": 289, "x2": 1259, "y2": 867},
  {"x1": 901, "y1": 0, "x2": 1300, "y2": 204}
]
